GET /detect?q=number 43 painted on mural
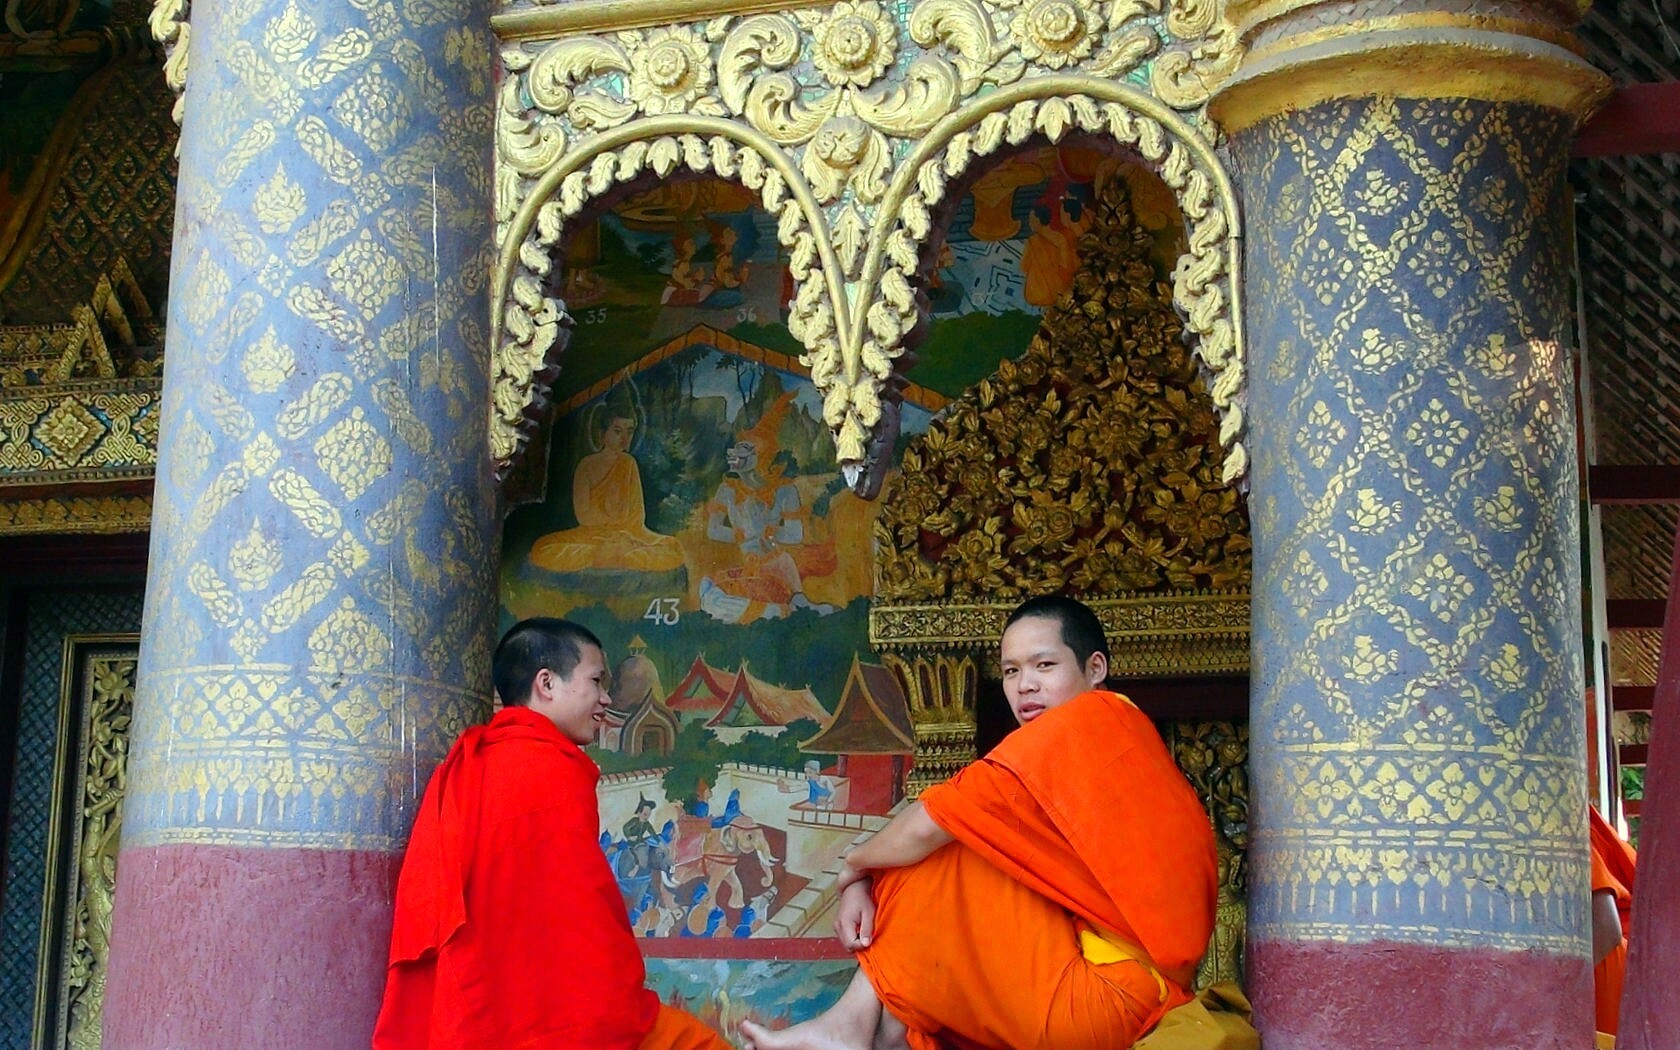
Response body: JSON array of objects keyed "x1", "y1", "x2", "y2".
[{"x1": 643, "y1": 598, "x2": 680, "y2": 625}]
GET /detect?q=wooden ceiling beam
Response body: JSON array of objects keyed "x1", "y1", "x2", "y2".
[
  {"x1": 1614, "y1": 685, "x2": 1656, "y2": 712},
  {"x1": 1609, "y1": 599, "x2": 1671, "y2": 629},
  {"x1": 1574, "y1": 82, "x2": 1680, "y2": 157},
  {"x1": 1591, "y1": 466, "x2": 1680, "y2": 504}
]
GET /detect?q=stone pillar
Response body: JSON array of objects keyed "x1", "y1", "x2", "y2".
[
  {"x1": 101, "y1": 1, "x2": 495, "y2": 1045},
  {"x1": 1211, "y1": 5, "x2": 1608, "y2": 1047}
]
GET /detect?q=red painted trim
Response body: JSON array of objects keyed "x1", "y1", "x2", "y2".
[
  {"x1": 1608, "y1": 600, "x2": 1668, "y2": 630},
  {"x1": 1613, "y1": 686, "x2": 1656, "y2": 712},
  {"x1": 1621, "y1": 744, "x2": 1649, "y2": 767},
  {"x1": 1589, "y1": 465, "x2": 1680, "y2": 505},
  {"x1": 1249, "y1": 939, "x2": 1592, "y2": 1048},
  {"x1": 1618, "y1": 523, "x2": 1680, "y2": 1047},
  {"x1": 1574, "y1": 82, "x2": 1680, "y2": 157}
]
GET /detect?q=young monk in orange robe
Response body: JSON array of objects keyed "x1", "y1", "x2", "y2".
[
  {"x1": 1589, "y1": 805, "x2": 1637, "y2": 1037},
  {"x1": 742, "y1": 596, "x2": 1217, "y2": 1050},
  {"x1": 375, "y1": 618, "x2": 730, "y2": 1050}
]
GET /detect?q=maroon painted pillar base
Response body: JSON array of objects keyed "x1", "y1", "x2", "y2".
[
  {"x1": 1250, "y1": 940, "x2": 1594, "y2": 1050},
  {"x1": 103, "y1": 846, "x2": 402, "y2": 1048}
]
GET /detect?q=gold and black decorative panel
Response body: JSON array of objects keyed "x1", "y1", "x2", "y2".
[
  {"x1": 0, "y1": 60, "x2": 178, "y2": 327},
  {"x1": 32, "y1": 634, "x2": 138, "y2": 1050}
]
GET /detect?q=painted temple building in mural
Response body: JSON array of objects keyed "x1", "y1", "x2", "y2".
[{"x1": 1, "y1": 0, "x2": 1677, "y2": 1048}]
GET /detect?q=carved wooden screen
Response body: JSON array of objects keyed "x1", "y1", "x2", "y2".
[{"x1": 32, "y1": 634, "x2": 137, "y2": 1050}]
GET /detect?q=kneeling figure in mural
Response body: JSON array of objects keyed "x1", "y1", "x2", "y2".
[
  {"x1": 742, "y1": 596, "x2": 1217, "y2": 1050},
  {"x1": 374, "y1": 618, "x2": 729, "y2": 1050}
]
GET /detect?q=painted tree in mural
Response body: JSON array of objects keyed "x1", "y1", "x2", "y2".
[{"x1": 875, "y1": 177, "x2": 1252, "y2": 601}]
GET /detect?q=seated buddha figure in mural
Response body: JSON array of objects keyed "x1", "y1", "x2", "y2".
[
  {"x1": 528, "y1": 403, "x2": 685, "y2": 576},
  {"x1": 660, "y1": 233, "x2": 717, "y2": 307},
  {"x1": 700, "y1": 392, "x2": 835, "y2": 623}
]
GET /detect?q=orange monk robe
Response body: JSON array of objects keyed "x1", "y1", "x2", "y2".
[
  {"x1": 374, "y1": 705, "x2": 729, "y2": 1050},
  {"x1": 1589, "y1": 807, "x2": 1637, "y2": 1037},
  {"x1": 857, "y1": 689, "x2": 1218, "y2": 1050}
]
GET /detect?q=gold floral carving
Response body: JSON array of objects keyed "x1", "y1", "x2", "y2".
[
  {"x1": 1, "y1": 263, "x2": 162, "y2": 506},
  {"x1": 875, "y1": 179, "x2": 1251, "y2": 604},
  {"x1": 35, "y1": 639, "x2": 138, "y2": 1049},
  {"x1": 490, "y1": 0, "x2": 1245, "y2": 484},
  {"x1": 1166, "y1": 720, "x2": 1248, "y2": 987},
  {"x1": 148, "y1": 0, "x2": 191, "y2": 129}
]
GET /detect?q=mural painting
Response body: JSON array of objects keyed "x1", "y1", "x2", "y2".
[{"x1": 497, "y1": 155, "x2": 1185, "y2": 1031}]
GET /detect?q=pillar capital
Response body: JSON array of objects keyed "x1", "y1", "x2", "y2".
[{"x1": 1209, "y1": 0, "x2": 1610, "y2": 134}]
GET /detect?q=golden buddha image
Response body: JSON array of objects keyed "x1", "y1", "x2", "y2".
[{"x1": 528, "y1": 395, "x2": 686, "y2": 579}]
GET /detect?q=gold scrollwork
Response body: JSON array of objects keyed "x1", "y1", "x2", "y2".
[
  {"x1": 34, "y1": 637, "x2": 139, "y2": 1050},
  {"x1": 490, "y1": 1, "x2": 1246, "y2": 488},
  {"x1": 874, "y1": 176, "x2": 1250, "y2": 605},
  {"x1": 148, "y1": 0, "x2": 191, "y2": 130}
]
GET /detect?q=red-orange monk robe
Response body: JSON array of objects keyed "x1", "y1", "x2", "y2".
[
  {"x1": 374, "y1": 705, "x2": 729, "y2": 1050},
  {"x1": 1589, "y1": 807, "x2": 1637, "y2": 1037},
  {"x1": 857, "y1": 689, "x2": 1217, "y2": 1050}
]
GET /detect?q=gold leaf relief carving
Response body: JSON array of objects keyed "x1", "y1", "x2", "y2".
[
  {"x1": 59, "y1": 653, "x2": 136, "y2": 1050},
  {"x1": 875, "y1": 178, "x2": 1248, "y2": 603},
  {"x1": 492, "y1": 3, "x2": 1244, "y2": 482},
  {"x1": 35, "y1": 400, "x2": 104, "y2": 465}
]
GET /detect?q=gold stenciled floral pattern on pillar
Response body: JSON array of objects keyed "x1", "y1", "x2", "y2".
[
  {"x1": 489, "y1": 0, "x2": 1247, "y2": 489},
  {"x1": 1235, "y1": 96, "x2": 1595, "y2": 951},
  {"x1": 123, "y1": 0, "x2": 497, "y2": 853}
]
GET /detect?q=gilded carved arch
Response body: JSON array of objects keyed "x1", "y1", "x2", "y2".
[{"x1": 489, "y1": 0, "x2": 1246, "y2": 489}]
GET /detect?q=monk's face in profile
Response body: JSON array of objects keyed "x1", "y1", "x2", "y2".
[
  {"x1": 529, "y1": 643, "x2": 613, "y2": 745},
  {"x1": 999, "y1": 615, "x2": 1108, "y2": 726}
]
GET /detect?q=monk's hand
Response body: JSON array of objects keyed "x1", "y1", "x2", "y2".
[{"x1": 835, "y1": 876, "x2": 876, "y2": 951}]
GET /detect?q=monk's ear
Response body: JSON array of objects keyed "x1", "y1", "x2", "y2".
[{"x1": 1083, "y1": 651, "x2": 1109, "y2": 687}]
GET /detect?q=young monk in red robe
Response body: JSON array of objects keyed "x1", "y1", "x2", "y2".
[
  {"x1": 742, "y1": 595, "x2": 1217, "y2": 1050},
  {"x1": 1589, "y1": 805, "x2": 1637, "y2": 1038},
  {"x1": 374, "y1": 617, "x2": 730, "y2": 1050}
]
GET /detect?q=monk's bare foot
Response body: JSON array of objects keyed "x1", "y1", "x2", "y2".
[
  {"x1": 739, "y1": 1013, "x2": 874, "y2": 1050},
  {"x1": 871, "y1": 1008, "x2": 911, "y2": 1050}
]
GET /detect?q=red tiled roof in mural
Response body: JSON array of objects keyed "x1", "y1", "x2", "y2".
[{"x1": 705, "y1": 661, "x2": 828, "y2": 729}]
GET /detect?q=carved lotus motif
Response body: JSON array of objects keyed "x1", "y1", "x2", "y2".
[
  {"x1": 629, "y1": 26, "x2": 714, "y2": 114},
  {"x1": 811, "y1": 1, "x2": 897, "y2": 88},
  {"x1": 1012, "y1": 0, "x2": 1101, "y2": 69}
]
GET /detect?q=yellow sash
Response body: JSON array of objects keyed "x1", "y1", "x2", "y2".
[{"x1": 1077, "y1": 924, "x2": 1171, "y2": 1005}]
